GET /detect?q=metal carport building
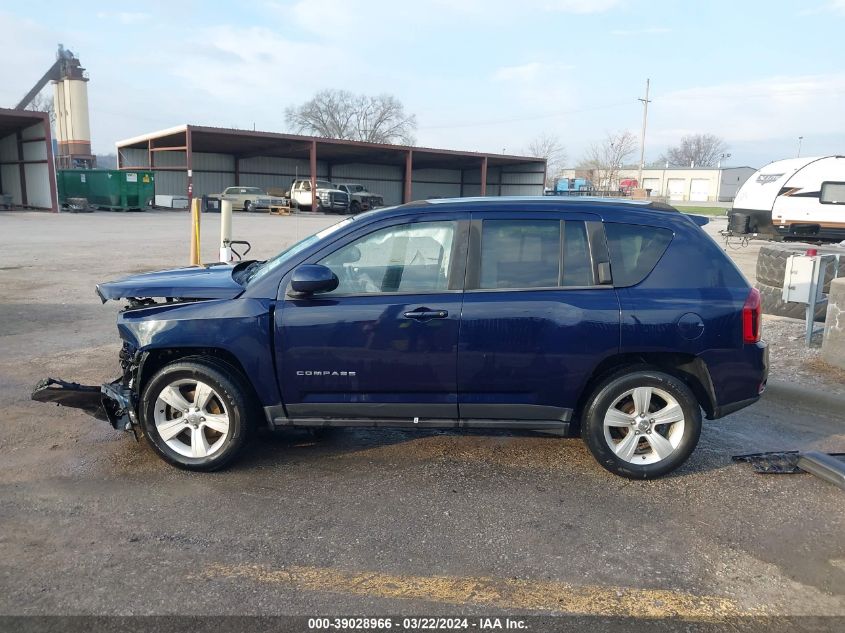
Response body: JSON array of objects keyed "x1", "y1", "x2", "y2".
[
  {"x1": 115, "y1": 125, "x2": 546, "y2": 208},
  {"x1": 0, "y1": 108, "x2": 58, "y2": 212}
]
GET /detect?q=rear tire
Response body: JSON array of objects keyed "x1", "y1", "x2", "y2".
[
  {"x1": 581, "y1": 369, "x2": 702, "y2": 479},
  {"x1": 140, "y1": 358, "x2": 254, "y2": 471}
]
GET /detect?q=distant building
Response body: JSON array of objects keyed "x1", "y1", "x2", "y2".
[{"x1": 555, "y1": 166, "x2": 756, "y2": 203}]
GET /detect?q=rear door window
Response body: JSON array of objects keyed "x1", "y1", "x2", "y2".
[
  {"x1": 480, "y1": 220, "x2": 560, "y2": 289},
  {"x1": 604, "y1": 223, "x2": 673, "y2": 287},
  {"x1": 561, "y1": 221, "x2": 593, "y2": 286},
  {"x1": 477, "y1": 219, "x2": 597, "y2": 289}
]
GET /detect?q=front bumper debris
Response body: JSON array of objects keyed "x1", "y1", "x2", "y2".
[
  {"x1": 733, "y1": 450, "x2": 845, "y2": 491},
  {"x1": 31, "y1": 378, "x2": 138, "y2": 434}
]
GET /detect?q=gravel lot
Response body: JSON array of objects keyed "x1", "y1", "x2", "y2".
[{"x1": 1, "y1": 210, "x2": 843, "y2": 623}]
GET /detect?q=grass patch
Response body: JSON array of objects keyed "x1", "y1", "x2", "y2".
[{"x1": 674, "y1": 205, "x2": 728, "y2": 216}]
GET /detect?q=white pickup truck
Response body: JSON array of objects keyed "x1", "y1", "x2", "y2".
[{"x1": 288, "y1": 179, "x2": 350, "y2": 214}]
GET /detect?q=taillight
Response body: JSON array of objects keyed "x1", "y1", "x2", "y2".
[{"x1": 742, "y1": 288, "x2": 761, "y2": 343}]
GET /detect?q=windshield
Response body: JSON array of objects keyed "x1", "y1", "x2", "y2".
[{"x1": 246, "y1": 217, "x2": 355, "y2": 284}]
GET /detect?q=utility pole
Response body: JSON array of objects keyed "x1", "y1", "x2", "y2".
[
  {"x1": 638, "y1": 78, "x2": 651, "y2": 186},
  {"x1": 797, "y1": 136, "x2": 804, "y2": 158}
]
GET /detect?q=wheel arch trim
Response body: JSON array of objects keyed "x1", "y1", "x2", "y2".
[{"x1": 574, "y1": 352, "x2": 717, "y2": 423}]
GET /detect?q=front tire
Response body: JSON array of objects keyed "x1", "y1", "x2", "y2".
[
  {"x1": 243, "y1": 200, "x2": 253, "y2": 212},
  {"x1": 581, "y1": 369, "x2": 701, "y2": 479},
  {"x1": 140, "y1": 359, "x2": 254, "y2": 471},
  {"x1": 349, "y1": 201, "x2": 361, "y2": 214}
]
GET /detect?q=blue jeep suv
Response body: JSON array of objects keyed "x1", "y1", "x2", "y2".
[{"x1": 33, "y1": 197, "x2": 767, "y2": 478}]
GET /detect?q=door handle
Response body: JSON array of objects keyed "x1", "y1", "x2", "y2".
[{"x1": 403, "y1": 308, "x2": 448, "y2": 321}]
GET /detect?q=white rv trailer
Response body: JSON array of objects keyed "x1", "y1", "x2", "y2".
[{"x1": 731, "y1": 156, "x2": 845, "y2": 240}]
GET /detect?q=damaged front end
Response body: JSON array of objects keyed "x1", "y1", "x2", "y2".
[
  {"x1": 31, "y1": 262, "x2": 259, "y2": 437},
  {"x1": 31, "y1": 343, "x2": 142, "y2": 436}
]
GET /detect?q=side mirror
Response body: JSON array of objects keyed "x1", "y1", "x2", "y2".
[{"x1": 289, "y1": 264, "x2": 338, "y2": 296}]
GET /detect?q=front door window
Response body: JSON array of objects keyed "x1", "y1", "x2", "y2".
[{"x1": 319, "y1": 221, "x2": 456, "y2": 294}]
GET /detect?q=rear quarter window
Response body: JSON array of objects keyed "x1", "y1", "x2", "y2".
[{"x1": 605, "y1": 223, "x2": 673, "y2": 287}]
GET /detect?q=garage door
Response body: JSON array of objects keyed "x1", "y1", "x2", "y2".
[
  {"x1": 690, "y1": 178, "x2": 710, "y2": 202},
  {"x1": 642, "y1": 178, "x2": 660, "y2": 195},
  {"x1": 667, "y1": 179, "x2": 685, "y2": 201}
]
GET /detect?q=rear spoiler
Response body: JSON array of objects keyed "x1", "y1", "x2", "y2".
[
  {"x1": 686, "y1": 214, "x2": 710, "y2": 227},
  {"x1": 645, "y1": 201, "x2": 710, "y2": 227}
]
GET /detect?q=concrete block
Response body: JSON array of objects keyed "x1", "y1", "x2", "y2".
[{"x1": 822, "y1": 277, "x2": 845, "y2": 369}]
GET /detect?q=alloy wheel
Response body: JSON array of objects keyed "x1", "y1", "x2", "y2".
[
  {"x1": 602, "y1": 386, "x2": 686, "y2": 465},
  {"x1": 153, "y1": 379, "x2": 231, "y2": 459}
]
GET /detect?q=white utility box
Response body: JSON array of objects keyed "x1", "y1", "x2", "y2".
[{"x1": 782, "y1": 255, "x2": 821, "y2": 303}]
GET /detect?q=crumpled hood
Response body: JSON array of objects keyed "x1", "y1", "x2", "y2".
[{"x1": 96, "y1": 263, "x2": 244, "y2": 302}]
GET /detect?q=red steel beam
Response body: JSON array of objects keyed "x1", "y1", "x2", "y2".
[
  {"x1": 310, "y1": 140, "x2": 317, "y2": 209},
  {"x1": 16, "y1": 131, "x2": 27, "y2": 207},
  {"x1": 404, "y1": 150, "x2": 413, "y2": 203}
]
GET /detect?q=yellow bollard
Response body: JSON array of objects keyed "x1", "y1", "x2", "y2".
[{"x1": 190, "y1": 198, "x2": 201, "y2": 266}]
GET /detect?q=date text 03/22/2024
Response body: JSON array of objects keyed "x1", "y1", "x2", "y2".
[{"x1": 307, "y1": 617, "x2": 528, "y2": 630}]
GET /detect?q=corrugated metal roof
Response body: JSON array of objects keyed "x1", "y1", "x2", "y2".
[{"x1": 115, "y1": 124, "x2": 544, "y2": 167}]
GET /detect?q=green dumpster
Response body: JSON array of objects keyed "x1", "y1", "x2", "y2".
[{"x1": 57, "y1": 169, "x2": 155, "y2": 211}]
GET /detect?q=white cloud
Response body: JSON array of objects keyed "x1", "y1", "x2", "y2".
[
  {"x1": 822, "y1": 0, "x2": 845, "y2": 14},
  {"x1": 0, "y1": 13, "x2": 58, "y2": 105},
  {"x1": 96, "y1": 11, "x2": 151, "y2": 25},
  {"x1": 452, "y1": 0, "x2": 622, "y2": 13},
  {"x1": 534, "y1": 0, "x2": 623, "y2": 13},
  {"x1": 280, "y1": 0, "x2": 622, "y2": 35},
  {"x1": 650, "y1": 73, "x2": 845, "y2": 144},
  {"x1": 168, "y1": 25, "x2": 357, "y2": 106},
  {"x1": 493, "y1": 62, "x2": 575, "y2": 82},
  {"x1": 799, "y1": 0, "x2": 845, "y2": 15},
  {"x1": 611, "y1": 26, "x2": 671, "y2": 35}
]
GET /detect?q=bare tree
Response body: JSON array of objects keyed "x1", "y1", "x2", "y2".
[
  {"x1": 285, "y1": 90, "x2": 417, "y2": 144},
  {"x1": 578, "y1": 130, "x2": 638, "y2": 190},
  {"x1": 526, "y1": 133, "x2": 567, "y2": 187},
  {"x1": 661, "y1": 133, "x2": 728, "y2": 167},
  {"x1": 25, "y1": 92, "x2": 55, "y2": 124}
]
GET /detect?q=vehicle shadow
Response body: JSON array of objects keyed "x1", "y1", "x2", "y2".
[{"x1": 232, "y1": 424, "x2": 732, "y2": 480}]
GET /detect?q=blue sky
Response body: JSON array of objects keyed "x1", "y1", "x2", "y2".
[{"x1": 3, "y1": 0, "x2": 844, "y2": 167}]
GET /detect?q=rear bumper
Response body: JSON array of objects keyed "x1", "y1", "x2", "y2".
[
  {"x1": 706, "y1": 340, "x2": 768, "y2": 420},
  {"x1": 31, "y1": 378, "x2": 137, "y2": 432}
]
